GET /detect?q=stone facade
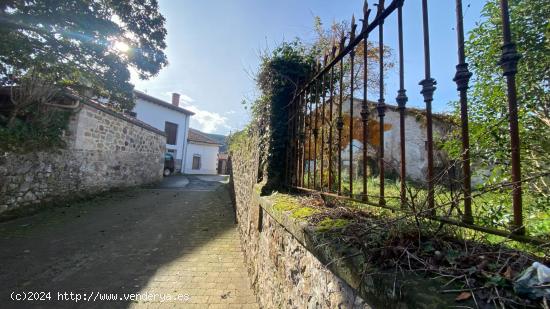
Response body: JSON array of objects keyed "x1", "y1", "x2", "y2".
[
  {"x1": 230, "y1": 134, "x2": 368, "y2": 309},
  {"x1": 306, "y1": 99, "x2": 452, "y2": 183},
  {"x1": 0, "y1": 100, "x2": 166, "y2": 214}
]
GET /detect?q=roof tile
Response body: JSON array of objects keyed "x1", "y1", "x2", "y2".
[{"x1": 187, "y1": 128, "x2": 221, "y2": 145}]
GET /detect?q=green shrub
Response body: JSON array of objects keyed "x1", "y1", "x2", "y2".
[{"x1": 0, "y1": 106, "x2": 70, "y2": 153}]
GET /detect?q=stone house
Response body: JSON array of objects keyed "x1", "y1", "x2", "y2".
[{"x1": 305, "y1": 98, "x2": 453, "y2": 183}]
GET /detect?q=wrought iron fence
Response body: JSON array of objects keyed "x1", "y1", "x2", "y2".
[{"x1": 284, "y1": 0, "x2": 543, "y2": 244}]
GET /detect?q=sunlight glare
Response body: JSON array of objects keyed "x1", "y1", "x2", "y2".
[{"x1": 113, "y1": 40, "x2": 130, "y2": 53}]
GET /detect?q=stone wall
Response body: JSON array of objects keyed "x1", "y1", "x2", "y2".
[
  {"x1": 230, "y1": 133, "x2": 465, "y2": 309},
  {"x1": 230, "y1": 134, "x2": 368, "y2": 308},
  {"x1": 0, "y1": 100, "x2": 166, "y2": 214}
]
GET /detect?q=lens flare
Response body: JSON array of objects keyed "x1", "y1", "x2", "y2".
[{"x1": 113, "y1": 40, "x2": 130, "y2": 53}]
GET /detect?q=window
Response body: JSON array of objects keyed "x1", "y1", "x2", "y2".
[
  {"x1": 192, "y1": 155, "x2": 201, "y2": 170},
  {"x1": 165, "y1": 122, "x2": 178, "y2": 145}
]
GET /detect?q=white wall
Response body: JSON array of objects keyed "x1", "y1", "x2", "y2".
[
  {"x1": 382, "y1": 108, "x2": 449, "y2": 181},
  {"x1": 132, "y1": 98, "x2": 190, "y2": 171},
  {"x1": 184, "y1": 142, "x2": 219, "y2": 175}
]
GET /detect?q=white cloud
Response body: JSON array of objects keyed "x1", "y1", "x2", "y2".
[
  {"x1": 182, "y1": 102, "x2": 230, "y2": 134},
  {"x1": 160, "y1": 92, "x2": 230, "y2": 133},
  {"x1": 225, "y1": 110, "x2": 236, "y2": 115},
  {"x1": 179, "y1": 94, "x2": 194, "y2": 104},
  {"x1": 164, "y1": 91, "x2": 194, "y2": 104}
]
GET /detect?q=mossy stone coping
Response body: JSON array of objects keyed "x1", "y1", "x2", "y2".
[{"x1": 256, "y1": 186, "x2": 474, "y2": 309}]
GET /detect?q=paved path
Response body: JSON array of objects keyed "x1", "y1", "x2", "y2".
[{"x1": 0, "y1": 175, "x2": 258, "y2": 309}]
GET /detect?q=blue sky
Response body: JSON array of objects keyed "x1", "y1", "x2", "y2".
[{"x1": 131, "y1": 0, "x2": 485, "y2": 135}]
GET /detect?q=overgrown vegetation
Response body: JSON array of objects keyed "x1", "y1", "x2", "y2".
[
  {"x1": 443, "y1": 0, "x2": 550, "y2": 216},
  {"x1": 230, "y1": 2, "x2": 550, "y2": 305},
  {"x1": 0, "y1": 68, "x2": 73, "y2": 152},
  {"x1": 248, "y1": 40, "x2": 314, "y2": 192},
  {"x1": 235, "y1": 16, "x2": 392, "y2": 193},
  {"x1": 272, "y1": 192, "x2": 549, "y2": 308},
  {"x1": 334, "y1": 175, "x2": 550, "y2": 240},
  {"x1": 0, "y1": 104, "x2": 70, "y2": 153}
]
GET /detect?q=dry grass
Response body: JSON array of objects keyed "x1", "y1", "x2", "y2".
[{"x1": 295, "y1": 193, "x2": 550, "y2": 308}]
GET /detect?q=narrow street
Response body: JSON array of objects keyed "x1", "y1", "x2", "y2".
[{"x1": 0, "y1": 175, "x2": 258, "y2": 309}]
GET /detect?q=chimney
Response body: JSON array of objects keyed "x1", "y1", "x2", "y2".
[{"x1": 172, "y1": 92, "x2": 180, "y2": 107}]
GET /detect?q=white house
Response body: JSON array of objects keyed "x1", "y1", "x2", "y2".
[
  {"x1": 184, "y1": 128, "x2": 221, "y2": 175},
  {"x1": 132, "y1": 90, "x2": 194, "y2": 172}
]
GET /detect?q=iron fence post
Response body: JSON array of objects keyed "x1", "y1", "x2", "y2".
[
  {"x1": 376, "y1": 0, "x2": 386, "y2": 206},
  {"x1": 328, "y1": 46, "x2": 336, "y2": 192},
  {"x1": 349, "y1": 15, "x2": 357, "y2": 198},
  {"x1": 361, "y1": 1, "x2": 372, "y2": 202},
  {"x1": 498, "y1": 0, "x2": 523, "y2": 235},
  {"x1": 300, "y1": 91, "x2": 306, "y2": 187},
  {"x1": 396, "y1": 1, "x2": 408, "y2": 208},
  {"x1": 307, "y1": 86, "x2": 312, "y2": 189},
  {"x1": 313, "y1": 62, "x2": 320, "y2": 190},
  {"x1": 320, "y1": 54, "x2": 328, "y2": 191},
  {"x1": 337, "y1": 33, "x2": 346, "y2": 196},
  {"x1": 453, "y1": 0, "x2": 474, "y2": 224},
  {"x1": 420, "y1": 0, "x2": 436, "y2": 215}
]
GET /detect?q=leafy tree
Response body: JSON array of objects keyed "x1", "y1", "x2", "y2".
[
  {"x1": 311, "y1": 16, "x2": 394, "y2": 96},
  {"x1": 446, "y1": 1, "x2": 549, "y2": 200},
  {"x1": 0, "y1": 0, "x2": 168, "y2": 112}
]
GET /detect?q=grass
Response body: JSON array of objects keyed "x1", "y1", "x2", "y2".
[{"x1": 299, "y1": 173, "x2": 549, "y2": 242}]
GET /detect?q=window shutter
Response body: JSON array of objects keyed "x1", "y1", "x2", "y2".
[{"x1": 165, "y1": 122, "x2": 178, "y2": 145}]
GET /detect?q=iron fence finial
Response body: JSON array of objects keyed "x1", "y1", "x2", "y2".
[
  {"x1": 339, "y1": 30, "x2": 346, "y2": 53},
  {"x1": 363, "y1": 0, "x2": 370, "y2": 16},
  {"x1": 361, "y1": 1, "x2": 371, "y2": 33},
  {"x1": 376, "y1": 0, "x2": 385, "y2": 18},
  {"x1": 331, "y1": 38, "x2": 338, "y2": 60},
  {"x1": 350, "y1": 14, "x2": 357, "y2": 43}
]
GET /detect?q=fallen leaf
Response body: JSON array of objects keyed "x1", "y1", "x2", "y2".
[
  {"x1": 455, "y1": 292, "x2": 472, "y2": 301},
  {"x1": 503, "y1": 266, "x2": 513, "y2": 279}
]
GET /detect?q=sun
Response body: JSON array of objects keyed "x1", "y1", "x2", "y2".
[{"x1": 113, "y1": 40, "x2": 130, "y2": 53}]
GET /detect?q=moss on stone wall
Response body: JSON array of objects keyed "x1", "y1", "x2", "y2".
[
  {"x1": 315, "y1": 218, "x2": 349, "y2": 232},
  {"x1": 256, "y1": 191, "x2": 475, "y2": 308},
  {"x1": 289, "y1": 207, "x2": 317, "y2": 220}
]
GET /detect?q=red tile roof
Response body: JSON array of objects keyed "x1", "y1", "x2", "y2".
[{"x1": 187, "y1": 128, "x2": 221, "y2": 145}]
